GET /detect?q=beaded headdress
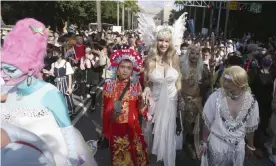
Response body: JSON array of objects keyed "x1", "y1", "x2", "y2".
[{"x1": 108, "y1": 49, "x2": 142, "y2": 82}]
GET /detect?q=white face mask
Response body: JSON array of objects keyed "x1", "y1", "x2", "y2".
[{"x1": 181, "y1": 50, "x2": 187, "y2": 55}]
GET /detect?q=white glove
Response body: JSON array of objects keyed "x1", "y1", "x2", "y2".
[{"x1": 61, "y1": 126, "x2": 85, "y2": 166}]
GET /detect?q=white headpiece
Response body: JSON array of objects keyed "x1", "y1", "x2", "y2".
[{"x1": 137, "y1": 12, "x2": 188, "y2": 50}]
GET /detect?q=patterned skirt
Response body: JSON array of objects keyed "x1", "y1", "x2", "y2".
[{"x1": 108, "y1": 122, "x2": 149, "y2": 166}]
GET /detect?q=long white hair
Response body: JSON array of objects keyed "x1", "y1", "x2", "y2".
[{"x1": 181, "y1": 45, "x2": 204, "y2": 81}]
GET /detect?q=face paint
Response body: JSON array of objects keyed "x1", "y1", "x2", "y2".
[{"x1": 1, "y1": 63, "x2": 26, "y2": 86}]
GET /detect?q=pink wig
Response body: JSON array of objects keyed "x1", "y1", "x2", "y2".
[{"x1": 1, "y1": 18, "x2": 48, "y2": 77}]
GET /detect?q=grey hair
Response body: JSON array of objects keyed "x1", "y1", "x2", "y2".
[{"x1": 181, "y1": 46, "x2": 204, "y2": 81}]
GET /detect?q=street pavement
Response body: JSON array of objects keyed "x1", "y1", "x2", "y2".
[{"x1": 72, "y1": 89, "x2": 274, "y2": 166}]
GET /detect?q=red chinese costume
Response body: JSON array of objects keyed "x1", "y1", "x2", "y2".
[{"x1": 102, "y1": 49, "x2": 150, "y2": 166}]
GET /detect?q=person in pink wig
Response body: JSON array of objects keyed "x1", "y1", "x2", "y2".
[{"x1": 1, "y1": 18, "x2": 98, "y2": 166}]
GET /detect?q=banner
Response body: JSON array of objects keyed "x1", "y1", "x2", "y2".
[{"x1": 112, "y1": 26, "x2": 122, "y2": 33}]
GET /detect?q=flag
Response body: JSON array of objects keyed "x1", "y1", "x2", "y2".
[{"x1": 65, "y1": 47, "x2": 75, "y2": 58}]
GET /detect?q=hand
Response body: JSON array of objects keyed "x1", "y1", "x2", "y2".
[
  {"x1": 80, "y1": 64, "x2": 85, "y2": 70},
  {"x1": 209, "y1": 58, "x2": 216, "y2": 69},
  {"x1": 42, "y1": 69, "x2": 49, "y2": 74},
  {"x1": 74, "y1": 59, "x2": 79, "y2": 64},
  {"x1": 67, "y1": 155, "x2": 85, "y2": 166},
  {"x1": 142, "y1": 88, "x2": 151, "y2": 105},
  {"x1": 66, "y1": 88, "x2": 73, "y2": 95},
  {"x1": 147, "y1": 113, "x2": 152, "y2": 121},
  {"x1": 199, "y1": 141, "x2": 207, "y2": 158}
]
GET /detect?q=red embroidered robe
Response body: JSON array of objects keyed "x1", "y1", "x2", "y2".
[{"x1": 102, "y1": 79, "x2": 149, "y2": 166}]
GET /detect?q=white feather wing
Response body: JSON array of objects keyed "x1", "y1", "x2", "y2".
[
  {"x1": 137, "y1": 12, "x2": 157, "y2": 48},
  {"x1": 172, "y1": 12, "x2": 188, "y2": 49}
]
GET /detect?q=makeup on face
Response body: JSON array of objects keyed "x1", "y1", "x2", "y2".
[{"x1": 1, "y1": 63, "x2": 26, "y2": 86}]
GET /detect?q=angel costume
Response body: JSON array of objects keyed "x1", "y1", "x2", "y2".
[
  {"x1": 202, "y1": 88, "x2": 259, "y2": 166},
  {"x1": 138, "y1": 12, "x2": 188, "y2": 166},
  {"x1": 179, "y1": 44, "x2": 211, "y2": 159}
]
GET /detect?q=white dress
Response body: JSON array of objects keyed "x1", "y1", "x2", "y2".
[
  {"x1": 1, "y1": 83, "x2": 97, "y2": 166},
  {"x1": 142, "y1": 63, "x2": 179, "y2": 166},
  {"x1": 202, "y1": 88, "x2": 259, "y2": 166}
]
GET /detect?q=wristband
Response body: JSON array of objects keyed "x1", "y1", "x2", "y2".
[{"x1": 246, "y1": 144, "x2": 256, "y2": 151}]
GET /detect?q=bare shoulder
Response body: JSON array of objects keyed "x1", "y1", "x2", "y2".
[{"x1": 144, "y1": 57, "x2": 155, "y2": 69}]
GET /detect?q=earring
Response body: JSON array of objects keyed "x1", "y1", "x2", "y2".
[
  {"x1": 27, "y1": 75, "x2": 32, "y2": 86},
  {"x1": 27, "y1": 69, "x2": 33, "y2": 87}
]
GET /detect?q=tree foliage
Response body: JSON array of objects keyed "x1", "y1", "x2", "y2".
[
  {"x1": 123, "y1": 0, "x2": 139, "y2": 13},
  {"x1": 1, "y1": 0, "x2": 139, "y2": 31}
]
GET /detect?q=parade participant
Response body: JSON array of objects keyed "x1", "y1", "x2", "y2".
[
  {"x1": 1, "y1": 122, "x2": 55, "y2": 166},
  {"x1": 45, "y1": 45, "x2": 75, "y2": 117},
  {"x1": 201, "y1": 66, "x2": 259, "y2": 166},
  {"x1": 266, "y1": 74, "x2": 276, "y2": 164},
  {"x1": 80, "y1": 47, "x2": 100, "y2": 100},
  {"x1": 43, "y1": 43, "x2": 56, "y2": 85},
  {"x1": 226, "y1": 39, "x2": 234, "y2": 55},
  {"x1": 73, "y1": 35, "x2": 85, "y2": 65},
  {"x1": 202, "y1": 47, "x2": 211, "y2": 69},
  {"x1": 113, "y1": 35, "x2": 129, "y2": 50},
  {"x1": 95, "y1": 39, "x2": 111, "y2": 79},
  {"x1": 139, "y1": 12, "x2": 187, "y2": 166},
  {"x1": 102, "y1": 49, "x2": 150, "y2": 166},
  {"x1": 213, "y1": 55, "x2": 243, "y2": 90},
  {"x1": 1, "y1": 18, "x2": 97, "y2": 166},
  {"x1": 180, "y1": 45, "x2": 211, "y2": 159},
  {"x1": 249, "y1": 53, "x2": 274, "y2": 156},
  {"x1": 179, "y1": 42, "x2": 189, "y2": 71}
]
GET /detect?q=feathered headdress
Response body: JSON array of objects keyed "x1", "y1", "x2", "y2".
[
  {"x1": 137, "y1": 12, "x2": 188, "y2": 50},
  {"x1": 108, "y1": 49, "x2": 143, "y2": 82}
]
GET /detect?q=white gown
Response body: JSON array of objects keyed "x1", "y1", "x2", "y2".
[
  {"x1": 202, "y1": 88, "x2": 259, "y2": 166},
  {"x1": 142, "y1": 63, "x2": 179, "y2": 166},
  {"x1": 1, "y1": 83, "x2": 97, "y2": 166}
]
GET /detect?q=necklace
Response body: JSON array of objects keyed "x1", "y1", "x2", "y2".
[{"x1": 225, "y1": 91, "x2": 243, "y2": 100}]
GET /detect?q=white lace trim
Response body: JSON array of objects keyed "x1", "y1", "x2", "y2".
[
  {"x1": 217, "y1": 89, "x2": 252, "y2": 123},
  {"x1": 245, "y1": 124, "x2": 259, "y2": 133},
  {"x1": 1, "y1": 107, "x2": 51, "y2": 123}
]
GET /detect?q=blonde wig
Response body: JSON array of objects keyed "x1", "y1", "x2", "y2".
[
  {"x1": 181, "y1": 45, "x2": 204, "y2": 81},
  {"x1": 221, "y1": 66, "x2": 250, "y2": 92},
  {"x1": 144, "y1": 27, "x2": 181, "y2": 90}
]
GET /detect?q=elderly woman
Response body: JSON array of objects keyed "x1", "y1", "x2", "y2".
[{"x1": 201, "y1": 66, "x2": 259, "y2": 166}]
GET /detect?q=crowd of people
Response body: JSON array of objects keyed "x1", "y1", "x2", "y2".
[{"x1": 1, "y1": 12, "x2": 276, "y2": 166}]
